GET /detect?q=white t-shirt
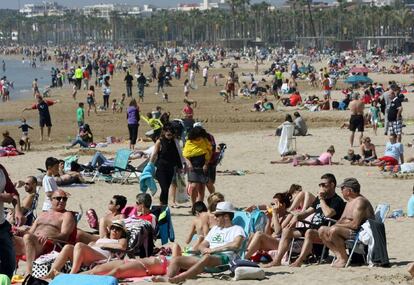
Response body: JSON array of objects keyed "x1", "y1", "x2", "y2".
[
  {"x1": 205, "y1": 225, "x2": 245, "y2": 255},
  {"x1": 42, "y1": 174, "x2": 58, "y2": 211},
  {"x1": 0, "y1": 169, "x2": 6, "y2": 224}
]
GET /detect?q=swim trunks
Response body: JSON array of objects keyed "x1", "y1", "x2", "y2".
[{"x1": 349, "y1": 114, "x2": 364, "y2": 132}]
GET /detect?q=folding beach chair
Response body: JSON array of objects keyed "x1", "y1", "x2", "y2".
[
  {"x1": 24, "y1": 186, "x2": 41, "y2": 226},
  {"x1": 340, "y1": 203, "x2": 390, "y2": 268}
]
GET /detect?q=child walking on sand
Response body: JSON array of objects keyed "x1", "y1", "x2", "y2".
[{"x1": 18, "y1": 118, "x2": 33, "y2": 151}]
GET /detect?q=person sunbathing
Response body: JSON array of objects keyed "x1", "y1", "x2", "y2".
[
  {"x1": 76, "y1": 195, "x2": 126, "y2": 244},
  {"x1": 54, "y1": 160, "x2": 84, "y2": 186},
  {"x1": 185, "y1": 201, "x2": 210, "y2": 250},
  {"x1": 319, "y1": 178, "x2": 374, "y2": 268},
  {"x1": 295, "y1": 145, "x2": 339, "y2": 166},
  {"x1": 14, "y1": 190, "x2": 75, "y2": 275},
  {"x1": 244, "y1": 193, "x2": 292, "y2": 260},
  {"x1": 44, "y1": 220, "x2": 128, "y2": 278}
]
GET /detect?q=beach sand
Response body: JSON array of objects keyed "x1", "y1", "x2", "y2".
[{"x1": 2, "y1": 60, "x2": 414, "y2": 284}]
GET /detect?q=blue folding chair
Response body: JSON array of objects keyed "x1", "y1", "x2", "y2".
[{"x1": 112, "y1": 149, "x2": 139, "y2": 184}]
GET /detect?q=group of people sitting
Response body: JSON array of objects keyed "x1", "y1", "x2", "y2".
[{"x1": 1, "y1": 166, "x2": 381, "y2": 283}]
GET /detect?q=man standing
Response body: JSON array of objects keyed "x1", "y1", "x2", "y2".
[
  {"x1": 266, "y1": 173, "x2": 345, "y2": 267},
  {"x1": 14, "y1": 189, "x2": 75, "y2": 275},
  {"x1": 348, "y1": 93, "x2": 365, "y2": 147},
  {"x1": 74, "y1": 66, "x2": 83, "y2": 90},
  {"x1": 23, "y1": 95, "x2": 59, "y2": 141},
  {"x1": 0, "y1": 164, "x2": 24, "y2": 279},
  {"x1": 202, "y1": 66, "x2": 209, "y2": 86},
  {"x1": 319, "y1": 178, "x2": 374, "y2": 268},
  {"x1": 124, "y1": 71, "x2": 134, "y2": 98},
  {"x1": 387, "y1": 90, "x2": 403, "y2": 142},
  {"x1": 42, "y1": 157, "x2": 59, "y2": 212},
  {"x1": 137, "y1": 72, "x2": 147, "y2": 102}
]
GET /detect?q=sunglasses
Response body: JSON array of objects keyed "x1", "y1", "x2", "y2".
[
  {"x1": 214, "y1": 213, "x2": 225, "y2": 217},
  {"x1": 318, "y1": 182, "x2": 329, "y2": 188},
  {"x1": 53, "y1": 196, "x2": 68, "y2": 202}
]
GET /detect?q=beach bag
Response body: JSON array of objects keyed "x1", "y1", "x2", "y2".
[
  {"x1": 50, "y1": 274, "x2": 117, "y2": 285},
  {"x1": 229, "y1": 259, "x2": 265, "y2": 280},
  {"x1": 22, "y1": 275, "x2": 48, "y2": 285},
  {"x1": 32, "y1": 251, "x2": 59, "y2": 278},
  {"x1": 125, "y1": 219, "x2": 154, "y2": 258},
  {"x1": 175, "y1": 173, "x2": 189, "y2": 204}
]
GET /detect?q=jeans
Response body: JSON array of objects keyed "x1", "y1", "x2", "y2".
[
  {"x1": 90, "y1": 151, "x2": 113, "y2": 168},
  {"x1": 126, "y1": 85, "x2": 132, "y2": 97},
  {"x1": 138, "y1": 84, "x2": 145, "y2": 98},
  {"x1": 70, "y1": 136, "x2": 89, "y2": 148},
  {"x1": 0, "y1": 221, "x2": 15, "y2": 278},
  {"x1": 103, "y1": 95, "x2": 110, "y2": 109}
]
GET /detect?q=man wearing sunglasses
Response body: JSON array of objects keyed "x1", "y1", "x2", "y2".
[
  {"x1": 14, "y1": 189, "x2": 75, "y2": 275},
  {"x1": 266, "y1": 173, "x2": 345, "y2": 267},
  {"x1": 319, "y1": 178, "x2": 374, "y2": 268}
]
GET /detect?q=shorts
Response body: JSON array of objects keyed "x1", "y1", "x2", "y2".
[
  {"x1": 388, "y1": 120, "x2": 402, "y2": 135},
  {"x1": 39, "y1": 116, "x2": 52, "y2": 127},
  {"x1": 379, "y1": 156, "x2": 398, "y2": 166},
  {"x1": 349, "y1": 114, "x2": 364, "y2": 132},
  {"x1": 87, "y1": 97, "x2": 94, "y2": 105},
  {"x1": 207, "y1": 165, "x2": 216, "y2": 183},
  {"x1": 323, "y1": 90, "x2": 331, "y2": 97},
  {"x1": 187, "y1": 168, "x2": 208, "y2": 184}
]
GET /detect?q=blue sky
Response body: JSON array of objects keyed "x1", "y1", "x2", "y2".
[{"x1": 4, "y1": 0, "x2": 284, "y2": 9}]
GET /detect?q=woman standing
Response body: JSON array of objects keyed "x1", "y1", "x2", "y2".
[
  {"x1": 87, "y1": 86, "x2": 97, "y2": 116},
  {"x1": 150, "y1": 124, "x2": 184, "y2": 206},
  {"x1": 127, "y1": 99, "x2": 140, "y2": 150},
  {"x1": 102, "y1": 77, "x2": 111, "y2": 110},
  {"x1": 183, "y1": 127, "x2": 212, "y2": 206}
]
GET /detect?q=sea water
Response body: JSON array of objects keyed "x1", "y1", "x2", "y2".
[{"x1": 0, "y1": 57, "x2": 52, "y2": 100}]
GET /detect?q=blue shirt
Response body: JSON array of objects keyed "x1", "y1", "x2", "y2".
[{"x1": 384, "y1": 142, "x2": 403, "y2": 160}]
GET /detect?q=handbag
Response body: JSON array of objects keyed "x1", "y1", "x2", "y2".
[
  {"x1": 175, "y1": 173, "x2": 189, "y2": 204},
  {"x1": 22, "y1": 275, "x2": 49, "y2": 285}
]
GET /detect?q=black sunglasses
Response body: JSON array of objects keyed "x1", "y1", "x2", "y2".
[{"x1": 53, "y1": 196, "x2": 68, "y2": 202}]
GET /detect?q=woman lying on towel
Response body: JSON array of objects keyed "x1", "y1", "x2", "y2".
[
  {"x1": 43, "y1": 220, "x2": 127, "y2": 279},
  {"x1": 271, "y1": 145, "x2": 340, "y2": 166}
]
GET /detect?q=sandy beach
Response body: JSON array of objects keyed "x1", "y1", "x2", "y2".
[{"x1": 2, "y1": 59, "x2": 414, "y2": 284}]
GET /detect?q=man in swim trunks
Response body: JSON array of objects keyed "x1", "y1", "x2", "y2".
[
  {"x1": 319, "y1": 178, "x2": 374, "y2": 268},
  {"x1": 23, "y1": 95, "x2": 59, "y2": 141},
  {"x1": 152, "y1": 202, "x2": 245, "y2": 283},
  {"x1": 348, "y1": 93, "x2": 365, "y2": 147},
  {"x1": 14, "y1": 189, "x2": 75, "y2": 275}
]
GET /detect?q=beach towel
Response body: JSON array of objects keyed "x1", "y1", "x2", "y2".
[{"x1": 140, "y1": 162, "x2": 157, "y2": 196}]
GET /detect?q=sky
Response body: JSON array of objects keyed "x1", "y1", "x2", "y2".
[{"x1": 2, "y1": 0, "x2": 284, "y2": 10}]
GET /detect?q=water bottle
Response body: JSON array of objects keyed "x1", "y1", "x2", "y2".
[{"x1": 407, "y1": 194, "x2": 414, "y2": 217}]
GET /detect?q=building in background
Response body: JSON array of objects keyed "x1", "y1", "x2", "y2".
[{"x1": 19, "y1": 1, "x2": 67, "y2": 17}]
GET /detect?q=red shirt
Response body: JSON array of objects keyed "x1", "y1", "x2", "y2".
[
  {"x1": 289, "y1": 94, "x2": 302, "y2": 106},
  {"x1": 31, "y1": 100, "x2": 54, "y2": 110},
  {"x1": 108, "y1": 63, "x2": 114, "y2": 72},
  {"x1": 0, "y1": 164, "x2": 18, "y2": 196},
  {"x1": 183, "y1": 63, "x2": 189, "y2": 72},
  {"x1": 183, "y1": 106, "x2": 193, "y2": 119}
]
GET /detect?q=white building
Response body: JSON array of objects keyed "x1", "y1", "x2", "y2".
[
  {"x1": 344, "y1": 0, "x2": 394, "y2": 6},
  {"x1": 83, "y1": 4, "x2": 155, "y2": 19},
  {"x1": 19, "y1": 2, "x2": 67, "y2": 17},
  {"x1": 177, "y1": 0, "x2": 230, "y2": 11}
]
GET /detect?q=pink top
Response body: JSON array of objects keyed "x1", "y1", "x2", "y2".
[{"x1": 318, "y1": 152, "x2": 332, "y2": 165}]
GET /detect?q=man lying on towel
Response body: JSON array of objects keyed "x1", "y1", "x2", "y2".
[
  {"x1": 14, "y1": 189, "x2": 75, "y2": 275},
  {"x1": 152, "y1": 202, "x2": 245, "y2": 283}
]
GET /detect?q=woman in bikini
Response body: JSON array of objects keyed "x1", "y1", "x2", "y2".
[
  {"x1": 44, "y1": 220, "x2": 128, "y2": 278},
  {"x1": 360, "y1": 136, "x2": 377, "y2": 164}
]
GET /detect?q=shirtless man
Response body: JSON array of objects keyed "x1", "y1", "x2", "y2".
[
  {"x1": 7, "y1": 176, "x2": 37, "y2": 225},
  {"x1": 319, "y1": 178, "x2": 374, "y2": 268},
  {"x1": 348, "y1": 93, "x2": 365, "y2": 147},
  {"x1": 14, "y1": 189, "x2": 75, "y2": 274}
]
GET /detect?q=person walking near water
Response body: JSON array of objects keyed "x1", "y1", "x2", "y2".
[{"x1": 22, "y1": 95, "x2": 59, "y2": 141}]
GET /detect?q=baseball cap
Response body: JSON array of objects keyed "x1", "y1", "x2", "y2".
[{"x1": 338, "y1": 178, "x2": 360, "y2": 192}]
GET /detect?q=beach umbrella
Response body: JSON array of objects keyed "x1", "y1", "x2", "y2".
[
  {"x1": 345, "y1": 75, "x2": 373, "y2": 85},
  {"x1": 350, "y1": 67, "x2": 369, "y2": 74}
]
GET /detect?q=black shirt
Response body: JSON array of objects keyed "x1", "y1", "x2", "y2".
[
  {"x1": 310, "y1": 193, "x2": 346, "y2": 226},
  {"x1": 388, "y1": 97, "x2": 402, "y2": 121},
  {"x1": 37, "y1": 101, "x2": 51, "y2": 119},
  {"x1": 124, "y1": 74, "x2": 133, "y2": 86}
]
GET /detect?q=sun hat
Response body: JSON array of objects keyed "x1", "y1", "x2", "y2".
[
  {"x1": 111, "y1": 220, "x2": 126, "y2": 232},
  {"x1": 213, "y1": 201, "x2": 236, "y2": 215}
]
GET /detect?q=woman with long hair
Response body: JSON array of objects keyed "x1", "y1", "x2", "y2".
[{"x1": 150, "y1": 124, "x2": 184, "y2": 206}]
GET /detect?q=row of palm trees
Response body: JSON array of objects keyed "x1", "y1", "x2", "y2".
[{"x1": 0, "y1": 2, "x2": 413, "y2": 46}]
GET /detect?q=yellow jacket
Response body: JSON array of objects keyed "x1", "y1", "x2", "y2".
[{"x1": 183, "y1": 138, "x2": 212, "y2": 162}]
